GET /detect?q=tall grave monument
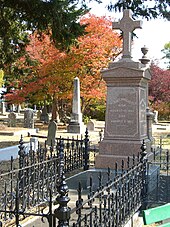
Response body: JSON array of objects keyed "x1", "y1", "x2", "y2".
[
  {"x1": 95, "y1": 10, "x2": 151, "y2": 168},
  {"x1": 67, "y1": 77, "x2": 85, "y2": 133}
]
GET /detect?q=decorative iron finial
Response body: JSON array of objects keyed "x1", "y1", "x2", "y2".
[
  {"x1": 18, "y1": 135, "x2": 26, "y2": 169},
  {"x1": 54, "y1": 139, "x2": 70, "y2": 226},
  {"x1": 84, "y1": 128, "x2": 89, "y2": 170},
  {"x1": 140, "y1": 140, "x2": 147, "y2": 162},
  {"x1": 139, "y1": 45, "x2": 150, "y2": 65}
]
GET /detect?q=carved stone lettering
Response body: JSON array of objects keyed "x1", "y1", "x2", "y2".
[
  {"x1": 140, "y1": 88, "x2": 147, "y2": 136},
  {"x1": 105, "y1": 87, "x2": 138, "y2": 137}
]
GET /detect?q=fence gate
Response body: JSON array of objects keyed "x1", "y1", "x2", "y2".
[{"x1": 146, "y1": 149, "x2": 170, "y2": 207}]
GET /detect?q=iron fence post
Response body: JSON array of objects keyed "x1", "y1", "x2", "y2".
[
  {"x1": 54, "y1": 139, "x2": 71, "y2": 227},
  {"x1": 18, "y1": 135, "x2": 26, "y2": 193},
  {"x1": 140, "y1": 140, "x2": 148, "y2": 210},
  {"x1": 18, "y1": 135, "x2": 25, "y2": 169},
  {"x1": 140, "y1": 140, "x2": 147, "y2": 162},
  {"x1": 84, "y1": 128, "x2": 89, "y2": 171}
]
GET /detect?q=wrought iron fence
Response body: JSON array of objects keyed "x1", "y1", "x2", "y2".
[
  {"x1": 69, "y1": 161, "x2": 146, "y2": 226},
  {"x1": 0, "y1": 138, "x2": 147, "y2": 227},
  {"x1": 146, "y1": 147, "x2": 170, "y2": 206},
  {"x1": 0, "y1": 129, "x2": 94, "y2": 226}
]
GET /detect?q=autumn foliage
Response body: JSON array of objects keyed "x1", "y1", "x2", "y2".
[
  {"x1": 149, "y1": 64, "x2": 170, "y2": 120},
  {"x1": 6, "y1": 14, "x2": 122, "y2": 119},
  {"x1": 68, "y1": 14, "x2": 122, "y2": 111},
  {"x1": 6, "y1": 33, "x2": 67, "y2": 104}
]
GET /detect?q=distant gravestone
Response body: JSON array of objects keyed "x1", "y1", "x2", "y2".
[
  {"x1": 24, "y1": 109, "x2": 34, "y2": 128},
  {"x1": 67, "y1": 77, "x2": 85, "y2": 133},
  {"x1": 87, "y1": 120, "x2": 95, "y2": 131},
  {"x1": 0, "y1": 101, "x2": 5, "y2": 114},
  {"x1": 153, "y1": 110, "x2": 158, "y2": 124},
  {"x1": 87, "y1": 120, "x2": 105, "y2": 132},
  {"x1": 46, "y1": 121, "x2": 57, "y2": 146},
  {"x1": 30, "y1": 137, "x2": 38, "y2": 151},
  {"x1": 33, "y1": 105, "x2": 37, "y2": 112},
  {"x1": 40, "y1": 106, "x2": 49, "y2": 123},
  {"x1": 16, "y1": 104, "x2": 21, "y2": 113},
  {"x1": 8, "y1": 112, "x2": 16, "y2": 127}
]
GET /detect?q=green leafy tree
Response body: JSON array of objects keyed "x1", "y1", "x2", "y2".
[
  {"x1": 0, "y1": 6, "x2": 29, "y2": 69},
  {"x1": 5, "y1": 15, "x2": 121, "y2": 121},
  {"x1": 107, "y1": 0, "x2": 170, "y2": 20},
  {"x1": 1, "y1": 0, "x2": 88, "y2": 52},
  {"x1": 162, "y1": 42, "x2": 170, "y2": 69},
  {"x1": 0, "y1": 0, "x2": 89, "y2": 94},
  {"x1": 1, "y1": 0, "x2": 169, "y2": 73}
]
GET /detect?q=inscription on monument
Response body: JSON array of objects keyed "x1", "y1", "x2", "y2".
[
  {"x1": 140, "y1": 88, "x2": 147, "y2": 136},
  {"x1": 105, "y1": 87, "x2": 138, "y2": 137}
]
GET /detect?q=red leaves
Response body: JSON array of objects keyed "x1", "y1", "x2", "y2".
[
  {"x1": 6, "y1": 14, "x2": 122, "y2": 107},
  {"x1": 149, "y1": 64, "x2": 170, "y2": 103},
  {"x1": 149, "y1": 63, "x2": 170, "y2": 119}
]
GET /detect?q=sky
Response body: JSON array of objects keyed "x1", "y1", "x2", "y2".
[{"x1": 88, "y1": 1, "x2": 170, "y2": 69}]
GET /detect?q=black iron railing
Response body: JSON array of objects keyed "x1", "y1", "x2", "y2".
[
  {"x1": 0, "y1": 138, "x2": 148, "y2": 227},
  {"x1": 146, "y1": 147, "x2": 170, "y2": 206},
  {"x1": 0, "y1": 129, "x2": 94, "y2": 226},
  {"x1": 68, "y1": 154, "x2": 147, "y2": 226}
]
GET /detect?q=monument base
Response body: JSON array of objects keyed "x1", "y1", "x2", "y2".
[
  {"x1": 67, "y1": 122, "x2": 85, "y2": 134},
  {"x1": 95, "y1": 154, "x2": 130, "y2": 169},
  {"x1": 95, "y1": 138, "x2": 149, "y2": 169}
]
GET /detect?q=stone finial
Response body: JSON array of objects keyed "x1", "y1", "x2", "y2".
[
  {"x1": 112, "y1": 9, "x2": 142, "y2": 60},
  {"x1": 139, "y1": 45, "x2": 150, "y2": 65}
]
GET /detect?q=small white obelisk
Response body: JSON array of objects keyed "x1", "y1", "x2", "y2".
[{"x1": 67, "y1": 77, "x2": 85, "y2": 133}]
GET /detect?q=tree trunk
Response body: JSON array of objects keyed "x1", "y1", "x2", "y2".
[{"x1": 51, "y1": 95, "x2": 59, "y2": 122}]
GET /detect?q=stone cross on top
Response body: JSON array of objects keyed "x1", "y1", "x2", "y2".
[{"x1": 113, "y1": 10, "x2": 142, "y2": 60}]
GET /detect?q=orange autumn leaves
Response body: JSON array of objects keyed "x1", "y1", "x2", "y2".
[
  {"x1": 70, "y1": 15, "x2": 122, "y2": 104},
  {"x1": 6, "y1": 14, "x2": 122, "y2": 106}
]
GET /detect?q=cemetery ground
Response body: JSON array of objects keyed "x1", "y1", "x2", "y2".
[
  {"x1": 0, "y1": 123, "x2": 48, "y2": 149},
  {"x1": 0, "y1": 118, "x2": 170, "y2": 150},
  {"x1": 0, "y1": 121, "x2": 169, "y2": 186},
  {"x1": 0, "y1": 118, "x2": 170, "y2": 172},
  {"x1": 0, "y1": 122, "x2": 102, "y2": 149},
  {"x1": 0, "y1": 116, "x2": 169, "y2": 227}
]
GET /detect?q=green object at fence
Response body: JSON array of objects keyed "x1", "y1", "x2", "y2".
[{"x1": 143, "y1": 203, "x2": 170, "y2": 227}]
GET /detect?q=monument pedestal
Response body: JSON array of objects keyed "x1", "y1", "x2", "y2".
[
  {"x1": 96, "y1": 139, "x2": 143, "y2": 168},
  {"x1": 94, "y1": 10, "x2": 153, "y2": 169},
  {"x1": 67, "y1": 122, "x2": 85, "y2": 134},
  {"x1": 95, "y1": 63, "x2": 151, "y2": 169},
  {"x1": 68, "y1": 112, "x2": 85, "y2": 133}
]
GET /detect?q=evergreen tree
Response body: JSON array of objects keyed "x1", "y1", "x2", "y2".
[
  {"x1": 107, "y1": 0, "x2": 170, "y2": 20},
  {"x1": 0, "y1": 0, "x2": 88, "y2": 69}
]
